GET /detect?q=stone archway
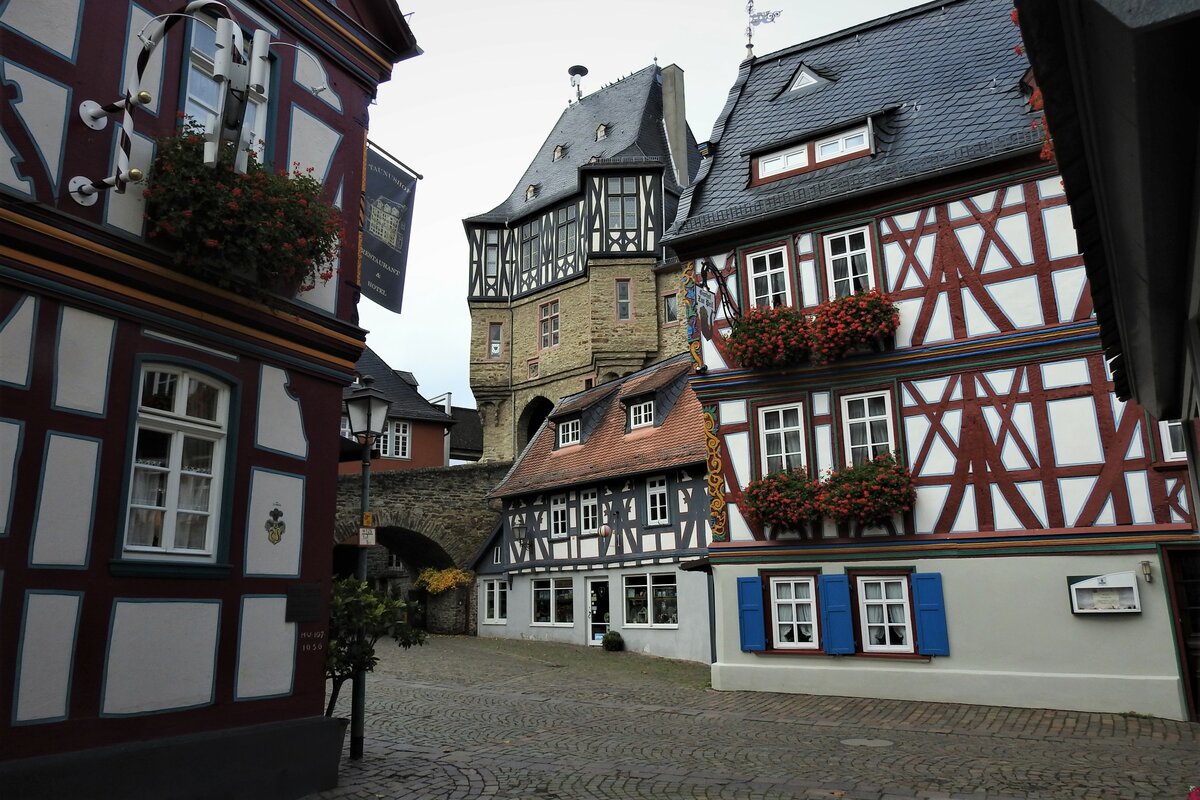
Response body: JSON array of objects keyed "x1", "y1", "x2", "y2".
[{"x1": 516, "y1": 396, "x2": 554, "y2": 452}]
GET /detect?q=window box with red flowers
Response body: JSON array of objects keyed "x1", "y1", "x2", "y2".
[
  {"x1": 740, "y1": 468, "x2": 821, "y2": 531},
  {"x1": 809, "y1": 290, "x2": 901, "y2": 364},
  {"x1": 725, "y1": 306, "x2": 810, "y2": 370},
  {"x1": 143, "y1": 120, "x2": 341, "y2": 301}
]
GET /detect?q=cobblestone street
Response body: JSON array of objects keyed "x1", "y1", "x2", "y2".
[{"x1": 310, "y1": 635, "x2": 1200, "y2": 800}]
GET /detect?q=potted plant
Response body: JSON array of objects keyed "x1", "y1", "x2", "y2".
[
  {"x1": 601, "y1": 630, "x2": 624, "y2": 651},
  {"x1": 725, "y1": 306, "x2": 811, "y2": 370},
  {"x1": 143, "y1": 117, "x2": 342, "y2": 301},
  {"x1": 809, "y1": 289, "x2": 900, "y2": 364},
  {"x1": 816, "y1": 453, "x2": 916, "y2": 527},
  {"x1": 740, "y1": 467, "x2": 822, "y2": 532}
]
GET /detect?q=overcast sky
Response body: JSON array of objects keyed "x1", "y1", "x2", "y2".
[{"x1": 362, "y1": 0, "x2": 925, "y2": 407}]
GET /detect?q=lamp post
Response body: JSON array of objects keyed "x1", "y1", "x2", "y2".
[{"x1": 343, "y1": 374, "x2": 390, "y2": 761}]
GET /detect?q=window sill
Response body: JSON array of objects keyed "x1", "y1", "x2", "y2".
[
  {"x1": 759, "y1": 648, "x2": 928, "y2": 661},
  {"x1": 531, "y1": 622, "x2": 575, "y2": 628},
  {"x1": 1152, "y1": 460, "x2": 1188, "y2": 472},
  {"x1": 110, "y1": 559, "x2": 233, "y2": 580},
  {"x1": 622, "y1": 623, "x2": 679, "y2": 630},
  {"x1": 480, "y1": 620, "x2": 508, "y2": 626}
]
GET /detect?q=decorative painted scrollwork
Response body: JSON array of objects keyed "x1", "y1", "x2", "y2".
[{"x1": 702, "y1": 405, "x2": 728, "y2": 541}]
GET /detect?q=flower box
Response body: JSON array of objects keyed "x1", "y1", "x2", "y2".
[{"x1": 725, "y1": 306, "x2": 810, "y2": 370}]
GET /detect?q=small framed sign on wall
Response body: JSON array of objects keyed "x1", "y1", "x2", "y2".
[{"x1": 1067, "y1": 572, "x2": 1141, "y2": 614}]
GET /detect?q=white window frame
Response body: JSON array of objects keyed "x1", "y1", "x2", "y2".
[
  {"x1": 769, "y1": 576, "x2": 820, "y2": 650},
  {"x1": 580, "y1": 489, "x2": 598, "y2": 534},
  {"x1": 747, "y1": 246, "x2": 791, "y2": 308},
  {"x1": 184, "y1": 14, "x2": 267, "y2": 162},
  {"x1": 378, "y1": 420, "x2": 411, "y2": 460},
  {"x1": 815, "y1": 125, "x2": 870, "y2": 163},
  {"x1": 756, "y1": 143, "x2": 809, "y2": 179},
  {"x1": 483, "y1": 579, "x2": 508, "y2": 624},
  {"x1": 532, "y1": 577, "x2": 574, "y2": 626},
  {"x1": 840, "y1": 391, "x2": 894, "y2": 466},
  {"x1": 663, "y1": 292, "x2": 679, "y2": 324},
  {"x1": 123, "y1": 365, "x2": 228, "y2": 562},
  {"x1": 550, "y1": 494, "x2": 569, "y2": 538},
  {"x1": 488, "y1": 322, "x2": 502, "y2": 359},
  {"x1": 622, "y1": 573, "x2": 679, "y2": 628},
  {"x1": 856, "y1": 576, "x2": 914, "y2": 653},
  {"x1": 339, "y1": 415, "x2": 352, "y2": 440},
  {"x1": 492, "y1": 544, "x2": 502, "y2": 565},
  {"x1": 758, "y1": 402, "x2": 807, "y2": 475},
  {"x1": 629, "y1": 399, "x2": 654, "y2": 429},
  {"x1": 484, "y1": 229, "x2": 500, "y2": 279},
  {"x1": 558, "y1": 418, "x2": 581, "y2": 447},
  {"x1": 788, "y1": 67, "x2": 819, "y2": 92},
  {"x1": 823, "y1": 226, "x2": 875, "y2": 299},
  {"x1": 1161, "y1": 420, "x2": 1188, "y2": 461},
  {"x1": 645, "y1": 475, "x2": 669, "y2": 526}
]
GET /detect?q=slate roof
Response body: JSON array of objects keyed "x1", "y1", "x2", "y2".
[
  {"x1": 666, "y1": 0, "x2": 1039, "y2": 243},
  {"x1": 345, "y1": 347, "x2": 455, "y2": 425},
  {"x1": 490, "y1": 354, "x2": 706, "y2": 498},
  {"x1": 466, "y1": 64, "x2": 701, "y2": 226},
  {"x1": 448, "y1": 406, "x2": 483, "y2": 461}
]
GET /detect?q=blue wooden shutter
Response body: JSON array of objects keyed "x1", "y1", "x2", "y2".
[
  {"x1": 912, "y1": 572, "x2": 950, "y2": 656},
  {"x1": 818, "y1": 574, "x2": 855, "y2": 654},
  {"x1": 736, "y1": 576, "x2": 766, "y2": 652}
]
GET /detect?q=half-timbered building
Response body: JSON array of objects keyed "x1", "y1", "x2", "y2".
[
  {"x1": 0, "y1": 1, "x2": 417, "y2": 795},
  {"x1": 465, "y1": 64, "x2": 700, "y2": 462},
  {"x1": 662, "y1": 0, "x2": 1200, "y2": 720},
  {"x1": 474, "y1": 354, "x2": 712, "y2": 662}
]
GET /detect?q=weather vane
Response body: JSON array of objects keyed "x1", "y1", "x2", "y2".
[{"x1": 746, "y1": 1, "x2": 783, "y2": 56}]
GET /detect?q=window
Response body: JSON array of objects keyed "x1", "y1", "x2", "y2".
[
  {"x1": 759, "y1": 403, "x2": 806, "y2": 474},
  {"x1": 747, "y1": 246, "x2": 791, "y2": 308},
  {"x1": 788, "y1": 66, "x2": 820, "y2": 92},
  {"x1": 488, "y1": 323, "x2": 502, "y2": 359},
  {"x1": 555, "y1": 206, "x2": 577, "y2": 257},
  {"x1": 124, "y1": 366, "x2": 228, "y2": 560},
  {"x1": 553, "y1": 144, "x2": 565, "y2": 161},
  {"x1": 378, "y1": 420, "x2": 411, "y2": 459},
  {"x1": 520, "y1": 221, "x2": 540, "y2": 276},
  {"x1": 525, "y1": 184, "x2": 537, "y2": 201},
  {"x1": 856, "y1": 576, "x2": 913, "y2": 653},
  {"x1": 551, "y1": 494, "x2": 568, "y2": 538},
  {"x1": 756, "y1": 143, "x2": 808, "y2": 179},
  {"x1": 558, "y1": 418, "x2": 580, "y2": 447},
  {"x1": 184, "y1": 15, "x2": 267, "y2": 162},
  {"x1": 816, "y1": 125, "x2": 869, "y2": 163},
  {"x1": 484, "y1": 230, "x2": 499, "y2": 279},
  {"x1": 339, "y1": 415, "x2": 352, "y2": 440},
  {"x1": 533, "y1": 577, "x2": 574, "y2": 625},
  {"x1": 483, "y1": 579, "x2": 508, "y2": 624},
  {"x1": 580, "y1": 489, "x2": 598, "y2": 534},
  {"x1": 646, "y1": 475, "x2": 669, "y2": 525},
  {"x1": 492, "y1": 544, "x2": 502, "y2": 565},
  {"x1": 1161, "y1": 420, "x2": 1188, "y2": 461},
  {"x1": 841, "y1": 391, "x2": 892, "y2": 466},
  {"x1": 769, "y1": 576, "x2": 819, "y2": 649},
  {"x1": 607, "y1": 177, "x2": 637, "y2": 231},
  {"x1": 596, "y1": 124, "x2": 607, "y2": 141},
  {"x1": 629, "y1": 399, "x2": 654, "y2": 429},
  {"x1": 663, "y1": 293, "x2": 679, "y2": 324},
  {"x1": 624, "y1": 573, "x2": 678, "y2": 626},
  {"x1": 539, "y1": 300, "x2": 560, "y2": 349},
  {"x1": 824, "y1": 228, "x2": 874, "y2": 298},
  {"x1": 616, "y1": 279, "x2": 631, "y2": 320}
]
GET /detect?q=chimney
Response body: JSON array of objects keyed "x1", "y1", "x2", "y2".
[{"x1": 660, "y1": 64, "x2": 689, "y2": 189}]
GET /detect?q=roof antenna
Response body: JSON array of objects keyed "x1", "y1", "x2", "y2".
[
  {"x1": 745, "y1": 0, "x2": 782, "y2": 59},
  {"x1": 569, "y1": 65, "x2": 588, "y2": 101}
]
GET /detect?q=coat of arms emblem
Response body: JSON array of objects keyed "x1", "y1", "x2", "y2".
[{"x1": 265, "y1": 507, "x2": 286, "y2": 545}]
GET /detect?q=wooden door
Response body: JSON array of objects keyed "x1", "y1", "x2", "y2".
[{"x1": 1168, "y1": 550, "x2": 1200, "y2": 720}]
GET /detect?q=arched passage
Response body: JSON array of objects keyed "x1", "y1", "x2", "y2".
[{"x1": 517, "y1": 396, "x2": 554, "y2": 452}]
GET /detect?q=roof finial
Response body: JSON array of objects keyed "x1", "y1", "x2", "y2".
[
  {"x1": 745, "y1": 0, "x2": 782, "y2": 58},
  {"x1": 568, "y1": 64, "x2": 588, "y2": 101}
]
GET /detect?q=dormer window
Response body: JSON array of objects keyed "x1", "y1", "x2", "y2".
[
  {"x1": 553, "y1": 144, "x2": 566, "y2": 161},
  {"x1": 557, "y1": 417, "x2": 581, "y2": 447},
  {"x1": 757, "y1": 143, "x2": 808, "y2": 180},
  {"x1": 815, "y1": 126, "x2": 869, "y2": 162},
  {"x1": 526, "y1": 184, "x2": 538, "y2": 201},
  {"x1": 752, "y1": 122, "x2": 873, "y2": 184},
  {"x1": 596, "y1": 124, "x2": 608, "y2": 141},
  {"x1": 629, "y1": 399, "x2": 654, "y2": 429},
  {"x1": 788, "y1": 66, "x2": 821, "y2": 92}
]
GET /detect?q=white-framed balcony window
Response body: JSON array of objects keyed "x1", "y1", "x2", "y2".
[
  {"x1": 747, "y1": 246, "x2": 791, "y2": 308},
  {"x1": 623, "y1": 573, "x2": 678, "y2": 627},
  {"x1": 483, "y1": 579, "x2": 508, "y2": 624},
  {"x1": 533, "y1": 577, "x2": 574, "y2": 625},
  {"x1": 856, "y1": 576, "x2": 913, "y2": 653},
  {"x1": 629, "y1": 399, "x2": 654, "y2": 429},
  {"x1": 1161, "y1": 420, "x2": 1188, "y2": 461},
  {"x1": 815, "y1": 125, "x2": 870, "y2": 163},
  {"x1": 124, "y1": 366, "x2": 228, "y2": 561},
  {"x1": 377, "y1": 420, "x2": 411, "y2": 459},
  {"x1": 184, "y1": 14, "x2": 267, "y2": 162},
  {"x1": 824, "y1": 227, "x2": 874, "y2": 298},
  {"x1": 646, "y1": 475, "x2": 669, "y2": 525},
  {"x1": 580, "y1": 489, "x2": 598, "y2": 534},
  {"x1": 770, "y1": 576, "x2": 819, "y2": 649},
  {"x1": 550, "y1": 494, "x2": 569, "y2": 538},
  {"x1": 756, "y1": 143, "x2": 809, "y2": 180},
  {"x1": 759, "y1": 403, "x2": 806, "y2": 474},
  {"x1": 558, "y1": 418, "x2": 580, "y2": 447},
  {"x1": 841, "y1": 391, "x2": 893, "y2": 466}
]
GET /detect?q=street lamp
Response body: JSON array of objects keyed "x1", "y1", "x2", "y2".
[{"x1": 343, "y1": 374, "x2": 390, "y2": 761}]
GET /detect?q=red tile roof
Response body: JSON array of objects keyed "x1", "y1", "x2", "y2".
[{"x1": 492, "y1": 355, "x2": 707, "y2": 497}]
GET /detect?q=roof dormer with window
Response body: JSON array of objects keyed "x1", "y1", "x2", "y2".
[{"x1": 750, "y1": 120, "x2": 875, "y2": 186}]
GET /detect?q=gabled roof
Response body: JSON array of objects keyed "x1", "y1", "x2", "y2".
[
  {"x1": 490, "y1": 354, "x2": 706, "y2": 498},
  {"x1": 345, "y1": 347, "x2": 455, "y2": 425},
  {"x1": 667, "y1": 0, "x2": 1039, "y2": 244},
  {"x1": 466, "y1": 64, "x2": 700, "y2": 226}
]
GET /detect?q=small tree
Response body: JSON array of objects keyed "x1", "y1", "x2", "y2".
[{"x1": 325, "y1": 577, "x2": 424, "y2": 717}]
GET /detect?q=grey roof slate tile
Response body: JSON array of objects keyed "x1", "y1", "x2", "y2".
[{"x1": 346, "y1": 346, "x2": 456, "y2": 425}]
